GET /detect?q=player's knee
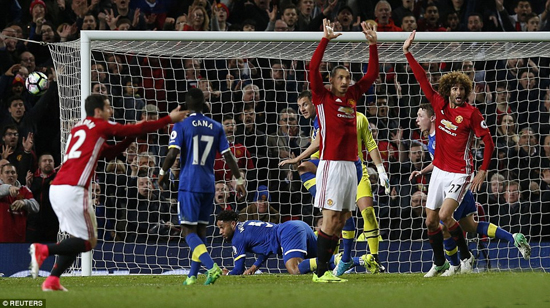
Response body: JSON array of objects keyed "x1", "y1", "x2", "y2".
[
  {"x1": 287, "y1": 265, "x2": 301, "y2": 275},
  {"x1": 425, "y1": 217, "x2": 439, "y2": 231}
]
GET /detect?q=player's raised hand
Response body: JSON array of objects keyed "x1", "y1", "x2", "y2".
[
  {"x1": 361, "y1": 21, "x2": 377, "y2": 45},
  {"x1": 323, "y1": 19, "x2": 342, "y2": 41},
  {"x1": 403, "y1": 30, "x2": 416, "y2": 54},
  {"x1": 470, "y1": 169, "x2": 486, "y2": 192},
  {"x1": 168, "y1": 106, "x2": 188, "y2": 123}
]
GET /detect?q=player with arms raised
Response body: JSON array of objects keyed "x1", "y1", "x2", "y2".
[
  {"x1": 159, "y1": 88, "x2": 246, "y2": 285},
  {"x1": 309, "y1": 19, "x2": 379, "y2": 282},
  {"x1": 411, "y1": 104, "x2": 531, "y2": 276},
  {"x1": 29, "y1": 94, "x2": 188, "y2": 291},
  {"x1": 403, "y1": 31, "x2": 495, "y2": 277}
]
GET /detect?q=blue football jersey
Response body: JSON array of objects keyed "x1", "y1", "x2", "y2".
[
  {"x1": 231, "y1": 221, "x2": 280, "y2": 261},
  {"x1": 169, "y1": 113, "x2": 230, "y2": 193},
  {"x1": 312, "y1": 116, "x2": 319, "y2": 140}
]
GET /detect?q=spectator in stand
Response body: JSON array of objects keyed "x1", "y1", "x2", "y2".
[
  {"x1": 0, "y1": 163, "x2": 39, "y2": 242},
  {"x1": 491, "y1": 180, "x2": 534, "y2": 236},
  {"x1": 230, "y1": 0, "x2": 271, "y2": 31},
  {"x1": 417, "y1": 4, "x2": 446, "y2": 32},
  {"x1": 242, "y1": 19, "x2": 257, "y2": 31},
  {"x1": 118, "y1": 77, "x2": 145, "y2": 123},
  {"x1": 183, "y1": 5, "x2": 209, "y2": 31},
  {"x1": 443, "y1": 11, "x2": 461, "y2": 31},
  {"x1": 214, "y1": 181, "x2": 236, "y2": 212},
  {"x1": 135, "y1": 104, "x2": 167, "y2": 157},
  {"x1": 494, "y1": 113, "x2": 519, "y2": 176},
  {"x1": 334, "y1": 5, "x2": 358, "y2": 32},
  {"x1": 116, "y1": 175, "x2": 172, "y2": 242},
  {"x1": 211, "y1": 2, "x2": 231, "y2": 31},
  {"x1": 440, "y1": 0, "x2": 469, "y2": 29},
  {"x1": 389, "y1": 189, "x2": 427, "y2": 240},
  {"x1": 514, "y1": 68, "x2": 542, "y2": 127},
  {"x1": 239, "y1": 185, "x2": 280, "y2": 223},
  {"x1": 509, "y1": 0, "x2": 548, "y2": 31},
  {"x1": 375, "y1": 1, "x2": 402, "y2": 32},
  {"x1": 479, "y1": 172, "x2": 506, "y2": 216},
  {"x1": 509, "y1": 126, "x2": 543, "y2": 185},
  {"x1": 214, "y1": 115, "x2": 254, "y2": 182},
  {"x1": 26, "y1": 153, "x2": 58, "y2": 243},
  {"x1": 264, "y1": 60, "x2": 299, "y2": 122},
  {"x1": 280, "y1": 4, "x2": 299, "y2": 31},
  {"x1": 0, "y1": 28, "x2": 19, "y2": 74},
  {"x1": 92, "y1": 82, "x2": 109, "y2": 96},
  {"x1": 401, "y1": 13, "x2": 418, "y2": 32},
  {"x1": 108, "y1": 0, "x2": 147, "y2": 30},
  {"x1": 525, "y1": 12, "x2": 541, "y2": 31},
  {"x1": 131, "y1": 0, "x2": 170, "y2": 30},
  {"x1": 79, "y1": 13, "x2": 99, "y2": 31},
  {"x1": 393, "y1": 0, "x2": 420, "y2": 28},
  {"x1": 296, "y1": 0, "x2": 314, "y2": 31},
  {"x1": 466, "y1": 12, "x2": 484, "y2": 32},
  {"x1": 19, "y1": 51, "x2": 37, "y2": 75},
  {"x1": 236, "y1": 104, "x2": 268, "y2": 160},
  {"x1": 485, "y1": 82, "x2": 513, "y2": 135}
]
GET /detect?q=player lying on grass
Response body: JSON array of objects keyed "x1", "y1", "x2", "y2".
[
  {"x1": 411, "y1": 103, "x2": 531, "y2": 277},
  {"x1": 215, "y1": 210, "x2": 378, "y2": 275}
]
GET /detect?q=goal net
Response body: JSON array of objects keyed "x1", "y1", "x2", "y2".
[{"x1": 48, "y1": 31, "x2": 549, "y2": 275}]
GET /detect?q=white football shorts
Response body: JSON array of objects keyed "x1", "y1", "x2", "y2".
[
  {"x1": 426, "y1": 166, "x2": 472, "y2": 211},
  {"x1": 50, "y1": 185, "x2": 97, "y2": 240},
  {"x1": 314, "y1": 160, "x2": 357, "y2": 212}
]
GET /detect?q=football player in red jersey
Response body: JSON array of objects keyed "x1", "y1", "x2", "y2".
[
  {"x1": 404, "y1": 31, "x2": 495, "y2": 277},
  {"x1": 29, "y1": 94, "x2": 188, "y2": 291},
  {"x1": 309, "y1": 19, "x2": 379, "y2": 282}
]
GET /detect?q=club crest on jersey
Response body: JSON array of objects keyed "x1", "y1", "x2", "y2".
[
  {"x1": 455, "y1": 115, "x2": 463, "y2": 123},
  {"x1": 348, "y1": 99, "x2": 356, "y2": 108},
  {"x1": 327, "y1": 199, "x2": 334, "y2": 206}
]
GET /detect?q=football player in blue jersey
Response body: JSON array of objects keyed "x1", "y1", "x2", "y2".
[
  {"x1": 411, "y1": 103, "x2": 531, "y2": 277},
  {"x1": 160, "y1": 88, "x2": 246, "y2": 285}
]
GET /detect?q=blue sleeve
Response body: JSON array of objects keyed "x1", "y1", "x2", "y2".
[
  {"x1": 168, "y1": 122, "x2": 183, "y2": 149},
  {"x1": 229, "y1": 258, "x2": 246, "y2": 275},
  {"x1": 253, "y1": 254, "x2": 268, "y2": 267}
]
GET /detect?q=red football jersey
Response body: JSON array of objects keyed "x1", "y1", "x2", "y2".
[
  {"x1": 53, "y1": 116, "x2": 171, "y2": 187},
  {"x1": 406, "y1": 53, "x2": 495, "y2": 174},
  {"x1": 309, "y1": 38, "x2": 379, "y2": 161},
  {"x1": 0, "y1": 186, "x2": 33, "y2": 242}
]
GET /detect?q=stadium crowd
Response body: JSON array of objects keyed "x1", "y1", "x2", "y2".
[{"x1": 1, "y1": 0, "x2": 550, "y2": 245}]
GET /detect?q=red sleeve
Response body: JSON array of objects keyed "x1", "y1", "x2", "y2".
[
  {"x1": 100, "y1": 137, "x2": 135, "y2": 161},
  {"x1": 352, "y1": 44, "x2": 379, "y2": 95},
  {"x1": 405, "y1": 52, "x2": 440, "y2": 107},
  {"x1": 309, "y1": 38, "x2": 330, "y2": 104},
  {"x1": 471, "y1": 110, "x2": 495, "y2": 171},
  {"x1": 102, "y1": 116, "x2": 171, "y2": 137}
]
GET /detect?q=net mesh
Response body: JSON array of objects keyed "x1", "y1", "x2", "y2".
[{"x1": 49, "y1": 37, "x2": 549, "y2": 275}]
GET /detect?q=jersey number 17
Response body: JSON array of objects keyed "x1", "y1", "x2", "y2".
[{"x1": 192, "y1": 135, "x2": 214, "y2": 166}]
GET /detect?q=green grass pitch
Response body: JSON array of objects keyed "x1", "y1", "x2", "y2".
[{"x1": 1, "y1": 272, "x2": 549, "y2": 308}]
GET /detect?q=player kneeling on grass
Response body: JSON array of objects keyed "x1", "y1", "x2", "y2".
[{"x1": 216, "y1": 211, "x2": 378, "y2": 276}]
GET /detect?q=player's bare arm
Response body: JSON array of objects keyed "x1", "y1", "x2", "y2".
[
  {"x1": 409, "y1": 162, "x2": 434, "y2": 181},
  {"x1": 403, "y1": 30, "x2": 416, "y2": 54},
  {"x1": 168, "y1": 106, "x2": 188, "y2": 123},
  {"x1": 223, "y1": 151, "x2": 246, "y2": 198},
  {"x1": 279, "y1": 136, "x2": 320, "y2": 167},
  {"x1": 159, "y1": 147, "x2": 180, "y2": 188},
  {"x1": 470, "y1": 169, "x2": 486, "y2": 192}
]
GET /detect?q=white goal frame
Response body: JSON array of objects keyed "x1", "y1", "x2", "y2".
[{"x1": 74, "y1": 30, "x2": 550, "y2": 276}]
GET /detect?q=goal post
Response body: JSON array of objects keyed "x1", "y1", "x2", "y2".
[{"x1": 47, "y1": 31, "x2": 550, "y2": 276}]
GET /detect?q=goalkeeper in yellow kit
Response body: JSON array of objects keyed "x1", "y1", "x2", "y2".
[{"x1": 280, "y1": 90, "x2": 390, "y2": 275}]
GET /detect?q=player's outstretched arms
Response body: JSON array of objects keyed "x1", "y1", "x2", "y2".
[
  {"x1": 168, "y1": 106, "x2": 189, "y2": 123},
  {"x1": 403, "y1": 30, "x2": 416, "y2": 54},
  {"x1": 323, "y1": 18, "x2": 342, "y2": 41},
  {"x1": 361, "y1": 21, "x2": 377, "y2": 45},
  {"x1": 409, "y1": 162, "x2": 434, "y2": 181},
  {"x1": 279, "y1": 136, "x2": 320, "y2": 167}
]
